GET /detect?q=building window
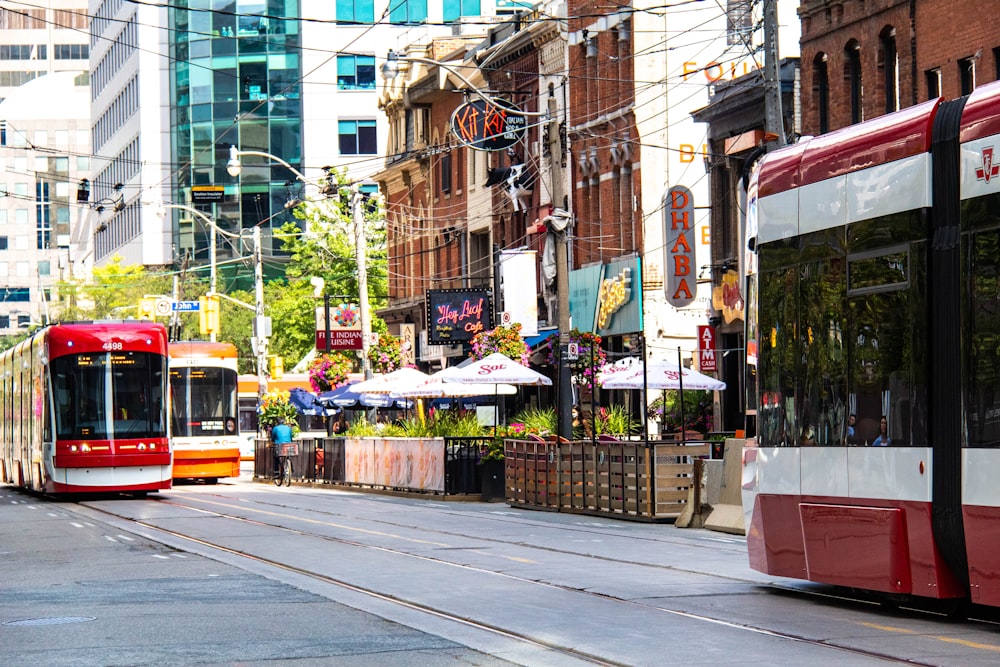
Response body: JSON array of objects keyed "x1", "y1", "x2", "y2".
[
  {"x1": 960, "y1": 56, "x2": 977, "y2": 95},
  {"x1": 814, "y1": 52, "x2": 829, "y2": 134},
  {"x1": 338, "y1": 119, "x2": 377, "y2": 155},
  {"x1": 54, "y1": 44, "x2": 89, "y2": 59},
  {"x1": 0, "y1": 316, "x2": 8, "y2": 329},
  {"x1": 845, "y1": 40, "x2": 863, "y2": 124},
  {"x1": 337, "y1": 55, "x2": 376, "y2": 90},
  {"x1": 443, "y1": 0, "x2": 480, "y2": 22},
  {"x1": 0, "y1": 288, "x2": 30, "y2": 302},
  {"x1": 389, "y1": 0, "x2": 427, "y2": 24},
  {"x1": 926, "y1": 67, "x2": 942, "y2": 99},
  {"x1": 440, "y1": 153, "x2": 452, "y2": 195},
  {"x1": 880, "y1": 27, "x2": 899, "y2": 114},
  {"x1": 0, "y1": 237, "x2": 7, "y2": 250},
  {"x1": 336, "y1": 0, "x2": 374, "y2": 24}
]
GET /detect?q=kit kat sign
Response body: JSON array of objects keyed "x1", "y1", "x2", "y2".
[
  {"x1": 426, "y1": 289, "x2": 493, "y2": 344},
  {"x1": 663, "y1": 185, "x2": 696, "y2": 307},
  {"x1": 450, "y1": 99, "x2": 527, "y2": 152}
]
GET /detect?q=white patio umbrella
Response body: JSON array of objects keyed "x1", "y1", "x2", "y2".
[
  {"x1": 350, "y1": 367, "x2": 431, "y2": 394},
  {"x1": 442, "y1": 353, "x2": 553, "y2": 386},
  {"x1": 393, "y1": 379, "x2": 518, "y2": 399},
  {"x1": 600, "y1": 360, "x2": 726, "y2": 391}
]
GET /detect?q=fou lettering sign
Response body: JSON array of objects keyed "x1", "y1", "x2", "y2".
[
  {"x1": 597, "y1": 267, "x2": 632, "y2": 330},
  {"x1": 663, "y1": 186, "x2": 696, "y2": 307}
]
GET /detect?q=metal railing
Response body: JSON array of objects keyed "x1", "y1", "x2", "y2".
[{"x1": 253, "y1": 435, "x2": 493, "y2": 495}]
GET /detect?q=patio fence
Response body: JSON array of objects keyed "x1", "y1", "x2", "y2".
[
  {"x1": 504, "y1": 437, "x2": 711, "y2": 521},
  {"x1": 252, "y1": 434, "x2": 712, "y2": 519},
  {"x1": 253, "y1": 435, "x2": 491, "y2": 495}
]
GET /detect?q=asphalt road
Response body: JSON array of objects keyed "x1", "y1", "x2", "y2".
[{"x1": 4, "y1": 471, "x2": 1000, "y2": 666}]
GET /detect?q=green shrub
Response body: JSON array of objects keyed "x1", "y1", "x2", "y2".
[{"x1": 597, "y1": 404, "x2": 638, "y2": 437}]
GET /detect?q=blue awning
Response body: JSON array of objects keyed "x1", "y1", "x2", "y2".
[{"x1": 524, "y1": 328, "x2": 558, "y2": 349}]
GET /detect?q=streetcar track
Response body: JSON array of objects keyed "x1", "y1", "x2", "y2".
[
  {"x1": 82, "y1": 492, "x2": 933, "y2": 665},
  {"x1": 155, "y1": 488, "x2": 758, "y2": 585}
]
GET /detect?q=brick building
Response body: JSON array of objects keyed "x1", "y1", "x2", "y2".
[{"x1": 799, "y1": 0, "x2": 1000, "y2": 135}]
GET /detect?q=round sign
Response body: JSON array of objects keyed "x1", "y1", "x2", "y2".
[
  {"x1": 450, "y1": 98, "x2": 527, "y2": 152},
  {"x1": 155, "y1": 299, "x2": 172, "y2": 316}
]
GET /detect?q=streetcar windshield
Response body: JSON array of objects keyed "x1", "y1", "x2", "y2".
[
  {"x1": 51, "y1": 351, "x2": 167, "y2": 440},
  {"x1": 169, "y1": 367, "x2": 238, "y2": 437}
]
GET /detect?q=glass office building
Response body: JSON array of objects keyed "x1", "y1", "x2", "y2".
[{"x1": 169, "y1": 1, "x2": 303, "y2": 272}]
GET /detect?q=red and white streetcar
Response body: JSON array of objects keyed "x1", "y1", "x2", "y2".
[
  {"x1": 0, "y1": 321, "x2": 172, "y2": 495},
  {"x1": 743, "y1": 79, "x2": 1000, "y2": 607}
]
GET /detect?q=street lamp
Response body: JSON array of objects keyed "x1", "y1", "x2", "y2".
[
  {"x1": 381, "y1": 50, "x2": 549, "y2": 117},
  {"x1": 223, "y1": 147, "x2": 369, "y2": 388},
  {"x1": 151, "y1": 202, "x2": 249, "y2": 343}
]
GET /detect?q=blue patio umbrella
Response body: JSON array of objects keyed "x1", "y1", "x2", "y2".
[
  {"x1": 318, "y1": 384, "x2": 412, "y2": 410},
  {"x1": 289, "y1": 387, "x2": 338, "y2": 416}
]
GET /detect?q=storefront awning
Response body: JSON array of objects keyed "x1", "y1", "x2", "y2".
[{"x1": 524, "y1": 328, "x2": 558, "y2": 349}]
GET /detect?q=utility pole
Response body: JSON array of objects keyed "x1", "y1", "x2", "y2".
[
  {"x1": 354, "y1": 188, "x2": 373, "y2": 380},
  {"x1": 762, "y1": 0, "x2": 786, "y2": 149},
  {"x1": 548, "y1": 89, "x2": 574, "y2": 440},
  {"x1": 253, "y1": 225, "x2": 269, "y2": 418}
]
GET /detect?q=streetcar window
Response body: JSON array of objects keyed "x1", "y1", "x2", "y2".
[
  {"x1": 169, "y1": 367, "x2": 238, "y2": 438},
  {"x1": 967, "y1": 225, "x2": 1000, "y2": 448},
  {"x1": 51, "y1": 352, "x2": 167, "y2": 440}
]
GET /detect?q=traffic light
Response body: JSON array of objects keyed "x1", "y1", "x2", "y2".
[
  {"x1": 199, "y1": 295, "x2": 220, "y2": 335},
  {"x1": 269, "y1": 355, "x2": 284, "y2": 379},
  {"x1": 138, "y1": 298, "x2": 156, "y2": 320}
]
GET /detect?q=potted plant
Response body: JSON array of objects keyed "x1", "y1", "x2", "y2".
[
  {"x1": 368, "y1": 332, "x2": 403, "y2": 374},
  {"x1": 308, "y1": 352, "x2": 353, "y2": 393},
  {"x1": 258, "y1": 389, "x2": 300, "y2": 433},
  {"x1": 470, "y1": 322, "x2": 530, "y2": 363}
]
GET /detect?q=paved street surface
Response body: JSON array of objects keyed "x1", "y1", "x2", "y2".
[{"x1": 4, "y1": 468, "x2": 1000, "y2": 666}]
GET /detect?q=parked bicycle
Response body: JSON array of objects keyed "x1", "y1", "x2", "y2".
[
  {"x1": 274, "y1": 453, "x2": 293, "y2": 487},
  {"x1": 271, "y1": 421, "x2": 295, "y2": 488}
]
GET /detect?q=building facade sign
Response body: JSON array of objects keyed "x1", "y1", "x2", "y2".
[
  {"x1": 425, "y1": 288, "x2": 493, "y2": 344},
  {"x1": 450, "y1": 99, "x2": 527, "y2": 151},
  {"x1": 568, "y1": 257, "x2": 643, "y2": 336},
  {"x1": 664, "y1": 185, "x2": 696, "y2": 307},
  {"x1": 315, "y1": 304, "x2": 363, "y2": 350}
]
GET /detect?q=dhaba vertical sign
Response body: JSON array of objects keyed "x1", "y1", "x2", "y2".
[{"x1": 663, "y1": 185, "x2": 696, "y2": 307}]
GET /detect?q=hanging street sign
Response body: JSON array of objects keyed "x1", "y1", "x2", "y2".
[
  {"x1": 172, "y1": 300, "x2": 201, "y2": 312},
  {"x1": 698, "y1": 325, "x2": 717, "y2": 373},
  {"x1": 450, "y1": 98, "x2": 527, "y2": 151}
]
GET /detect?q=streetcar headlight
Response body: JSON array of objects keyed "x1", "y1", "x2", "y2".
[
  {"x1": 70, "y1": 445, "x2": 78, "y2": 452},
  {"x1": 81, "y1": 443, "x2": 91, "y2": 452},
  {"x1": 137, "y1": 443, "x2": 147, "y2": 451}
]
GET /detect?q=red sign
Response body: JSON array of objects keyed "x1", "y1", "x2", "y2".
[
  {"x1": 698, "y1": 325, "x2": 717, "y2": 373},
  {"x1": 664, "y1": 186, "x2": 696, "y2": 307},
  {"x1": 316, "y1": 329, "x2": 363, "y2": 350}
]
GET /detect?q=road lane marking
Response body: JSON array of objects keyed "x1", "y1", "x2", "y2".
[
  {"x1": 857, "y1": 621, "x2": 1000, "y2": 653},
  {"x1": 165, "y1": 496, "x2": 451, "y2": 547}
]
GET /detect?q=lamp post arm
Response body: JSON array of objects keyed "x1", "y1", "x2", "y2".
[
  {"x1": 207, "y1": 290, "x2": 257, "y2": 312},
  {"x1": 230, "y1": 147, "x2": 311, "y2": 183},
  {"x1": 385, "y1": 52, "x2": 549, "y2": 117}
]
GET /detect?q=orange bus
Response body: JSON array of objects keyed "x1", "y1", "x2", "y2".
[{"x1": 169, "y1": 341, "x2": 241, "y2": 482}]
